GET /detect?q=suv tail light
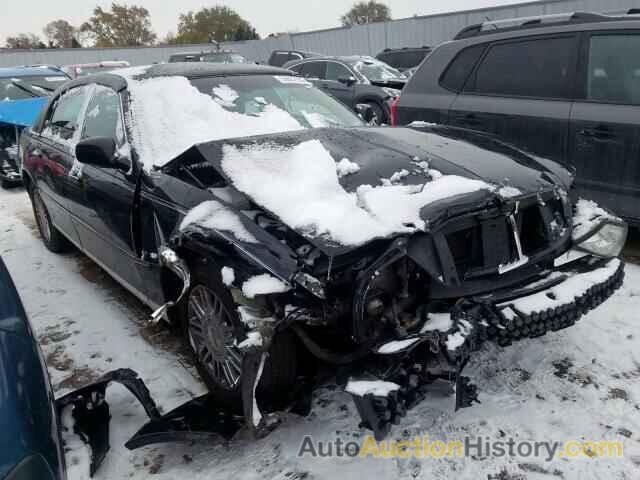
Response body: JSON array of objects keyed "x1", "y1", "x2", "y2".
[{"x1": 390, "y1": 96, "x2": 401, "y2": 126}]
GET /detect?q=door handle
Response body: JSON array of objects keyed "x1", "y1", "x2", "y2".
[
  {"x1": 457, "y1": 113, "x2": 481, "y2": 126},
  {"x1": 579, "y1": 126, "x2": 614, "y2": 140}
]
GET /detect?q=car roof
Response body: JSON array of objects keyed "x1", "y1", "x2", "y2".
[
  {"x1": 454, "y1": 11, "x2": 640, "y2": 40},
  {"x1": 0, "y1": 66, "x2": 67, "y2": 78},
  {"x1": 61, "y1": 62, "x2": 295, "y2": 92},
  {"x1": 287, "y1": 55, "x2": 375, "y2": 64},
  {"x1": 379, "y1": 46, "x2": 431, "y2": 53}
]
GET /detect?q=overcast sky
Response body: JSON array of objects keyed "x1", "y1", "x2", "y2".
[{"x1": 0, "y1": 0, "x2": 532, "y2": 44}]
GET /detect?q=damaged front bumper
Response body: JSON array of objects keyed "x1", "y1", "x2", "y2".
[{"x1": 347, "y1": 254, "x2": 625, "y2": 440}]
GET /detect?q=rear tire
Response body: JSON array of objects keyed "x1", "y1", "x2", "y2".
[
  {"x1": 178, "y1": 262, "x2": 299, "y2": 411},
  {"x1": 30, "y1": 188, "x2": 70, "y2": 253}
]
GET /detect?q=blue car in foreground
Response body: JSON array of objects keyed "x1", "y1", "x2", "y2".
[
  {"x1": 0, "y1": 257, "x2": 66, "y2": 479},
  {"x1": 0, "y1": 66, "x2": 69, "y2": 188}
]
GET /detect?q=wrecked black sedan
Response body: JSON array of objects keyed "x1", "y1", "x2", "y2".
[{"x1": 21, "y1": 63, "x2": 626, "y2": 440}]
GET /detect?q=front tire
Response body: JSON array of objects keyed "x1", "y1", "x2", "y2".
[
  {"x1": 178, "y1": 262, "x2": 298, "y2": 410},
  {"x1": 366, "y1": 101, "x2": 385, "y2": 125},
  {"x1": 30, "y1": 188, "x2": 69, "y2": 253}
]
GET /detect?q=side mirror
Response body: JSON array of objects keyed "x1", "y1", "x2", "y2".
[
  {"x1": 76, "y1": 137, "x2": 128, "y2": 171},
  {"x1": 338, "y1": 76, "x2": 357, "y2": 86},
  {"x1": 355, "y1": 103, "x2": 376, "y2": 124}
]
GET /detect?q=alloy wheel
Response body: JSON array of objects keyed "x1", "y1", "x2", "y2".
[{"x1": 187, "y1": 285, "x2": 243, "y2": 390}]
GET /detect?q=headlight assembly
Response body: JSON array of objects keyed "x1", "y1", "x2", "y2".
[{"x1": 573, "y1": 219, "x2": 628, "y2": 258}]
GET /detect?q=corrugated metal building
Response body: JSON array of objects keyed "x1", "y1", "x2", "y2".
[{"x1": 0, "y1": 0, "x2": 637, "y2": 68}]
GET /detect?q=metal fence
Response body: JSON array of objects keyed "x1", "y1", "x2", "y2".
[{"x1": 1, "y1": 0, "x2": 637, "y2": 68}]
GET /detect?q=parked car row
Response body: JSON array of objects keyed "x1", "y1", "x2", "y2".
[{"x1": 0, "y1": 66, "x2": 70, "y2": 188}]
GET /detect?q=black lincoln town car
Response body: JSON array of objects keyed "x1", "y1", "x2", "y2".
[{"x1": 20, "y1": 63, "x2": 626, "y2": 439}]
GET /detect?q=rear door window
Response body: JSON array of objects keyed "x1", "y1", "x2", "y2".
[
  {"x1": 326, "y1": 62, "x2": 352, "y2": 81},
  {"x1": 440, "y1": 44, "x2": 486, "y2": 92},
  {"x1": 299, "y1": 61, "x2": 326, "y2": 80},
  {"x1": 465, "y1": 36, "x2": 576, "y2": 99},
  {"x1": 585, "y1": 33, "x2": 640, "y2": 104}
]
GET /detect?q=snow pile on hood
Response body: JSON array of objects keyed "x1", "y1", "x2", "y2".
[
  {"x1": 222, "y1": 140, "x2": 493, "y2": 246},
  {"x1": 335, "y1": 158, "x2": 360, "y2": 178},
  {"x1": 572, "y1": 198, "x2": 621, "y2": 240},
  {"x1": 179, "y1": 200, "x2": 258, "y2": 243},
  {"x1": 125, "y1": 76, "x2": 304, "y2": 170},
  {"x1": 242, "y1": 273, "x2": 291, "y2": 298}
]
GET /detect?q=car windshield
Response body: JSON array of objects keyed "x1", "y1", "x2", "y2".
[
  {"x1": 202, "y1": 53, "x2": 248, "y2": 64},
  {"x1": 351, "y1": 58, "x2": 406, "y2": 83},
  {"x1": 193, "y1": 75, "x2": 363, "y2": 129},
  {"x1": 0, "y1": 75, "x2": 67, "y2": 100}
]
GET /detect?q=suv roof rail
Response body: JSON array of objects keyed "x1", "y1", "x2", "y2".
[{"x1": 454, "y1": 11, "x2": 634, "y2": 40}]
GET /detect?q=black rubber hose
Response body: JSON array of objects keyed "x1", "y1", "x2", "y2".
[{"x1": 290, "y1": 324, "x2": 372, "y2": 365}]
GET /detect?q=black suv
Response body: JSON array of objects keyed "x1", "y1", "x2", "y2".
[
  {"x1": 285, "y1": 55, "x2": 407, "y2": 123},
  {"x1": 394, "y1": 11, "x2": 640, "y2": 225},
  {"x1": 375, "y1": 46, "x2": 432, "y2": 72}
]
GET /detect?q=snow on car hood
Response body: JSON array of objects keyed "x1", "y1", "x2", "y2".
[{"x1": 166, "y1": 125, "x2": 566, "y2": 251}]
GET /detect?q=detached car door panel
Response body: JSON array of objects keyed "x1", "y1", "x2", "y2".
[
  {"x1": 449, "y1": 35, "x2": 578, "y2": 166},
  {"x1": 569, "y1": 31, "x2": 640, "y2": 222}
]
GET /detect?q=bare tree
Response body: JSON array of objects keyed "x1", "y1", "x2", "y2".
[
  {"x1": 43, "y1": 19, "x2": 78, "y2": 48},
  {"x1": 5, "y1": 33, "x2": 46, "y2": 49}
]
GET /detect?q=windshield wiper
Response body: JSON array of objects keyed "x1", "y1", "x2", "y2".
[
  {"x1": 9, "y1": 81, "x2": 40, "y2": 98},
  {"x1": 30, "y1": 83, "x2": 55, "y2": 92}
]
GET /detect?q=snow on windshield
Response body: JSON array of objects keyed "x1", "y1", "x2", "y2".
[
  {"x1": 126, "y1": 76, "x2": 304, "y2": 169},
  {"x1": 221, "y1": 139, "x2": 493, "y2": 246},
  {"x1": 353, "y1": 58, "x2": 405, "y2": 82}
]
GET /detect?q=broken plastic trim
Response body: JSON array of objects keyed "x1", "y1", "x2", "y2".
[
  {"x1": 150, "y1": 245, "x2": 191, "y2": 322},
  {"x1": 55, "y1": 369, "x2": 160, "y2": 477}
]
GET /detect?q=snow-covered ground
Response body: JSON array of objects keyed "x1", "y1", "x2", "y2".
[{"x1": 1, "y1": 187, "x2": 639, "y2": 480}]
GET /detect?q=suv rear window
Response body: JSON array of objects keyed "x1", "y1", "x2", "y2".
[
  {"x1": 440, "y1": 44, "x2": 486, "y2": 92},
  {"x1": 377, "y1": 50, "x2": 429, "y2": 70},
  {"x1": 465, "y1": 36, "x2": 575, "y2": 99},
  {"x1": 586, "y1": 34, "x2": 640, "y2": 105}
]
